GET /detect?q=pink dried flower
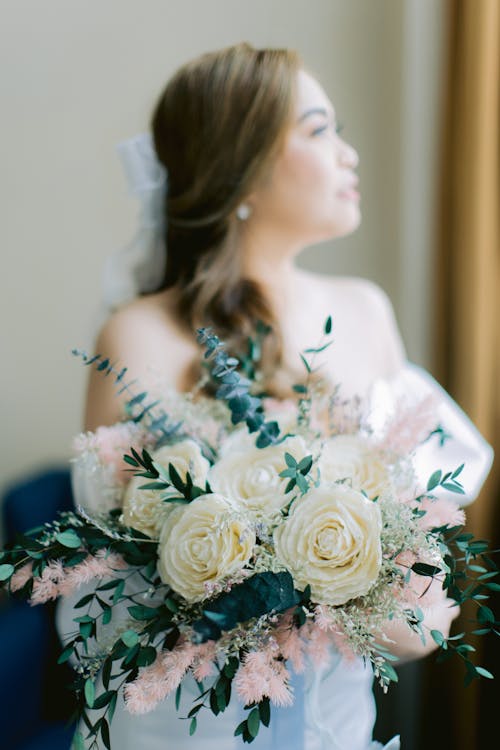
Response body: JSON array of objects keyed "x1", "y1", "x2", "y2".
[
  {"x1": 10, "y1": 562, "x2": 34, "y2": 592},
  {"x1": 234, "y1": 648, "x2": 293, "y2": 707},
  {"x1": 274, "y1": 616, "x2": 306, "y2": 673},
  {"x1": 58, "y1": 550, "x2": 127, "y2": 597},
  {"x1": 191, "y1": 641, "x2": 217, "y2": 681},
  {"x1": 417, "y1": 497, "x2": 466, "y2": 531},
  {"x1": 124, "y1": 641, "x2": 197, "y2": 715},
  {"x1": 29, "y1": 561, "x2": 65, "y2": 604},
  {"x1": 302, "y1": 624, "x2": 331, "y2": 666},
  {"x1": 380, "y1": 394, "x2": 440, "y2": 456},
  {"x1": 72, "y1": 422, "x2": 152, "y2": 486},
  {"x1": 329, "y1": 628, "x2": 358, "y2": 663},
  {"x1": 312, "y1": 606, "x2": 357, "y2": 662}
]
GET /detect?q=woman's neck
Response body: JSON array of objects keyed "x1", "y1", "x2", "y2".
[{"x1": 239, "y1": 224, "x2": 304, "y2": 320}]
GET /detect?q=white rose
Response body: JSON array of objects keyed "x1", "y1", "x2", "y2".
[
  {"x1": 209, "y1": 435, "x2": 310, "y2": 518},
  {"x1": 152, "y1": 439, "x2": 210, "y2": 487},
  {"x1": 121, "y1": 478, "x2": 174, "y2": 539},
  {"x1": 273, "y1": 483, "x2": 382, "y2": 605},
  {"x1": 122, "y1": 439, "x2": 210, "y2": 538},
  {"x1": 318, "y1": 434, "x2": 391, "y2": 500},
  {"x1": 157, "y1": 493, "x2": 256, "y2": 602}
]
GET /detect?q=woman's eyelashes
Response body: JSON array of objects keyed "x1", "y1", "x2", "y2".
[{"x1": 311, "y1": 121, "x2": 344, "y2": 137}]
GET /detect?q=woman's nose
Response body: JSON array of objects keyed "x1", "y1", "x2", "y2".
[{"x1": 338, "y1": 142, "x2": 359, "y2": 169}]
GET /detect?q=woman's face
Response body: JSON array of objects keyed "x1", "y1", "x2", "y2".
[{"x1": 249, "y1": 68, "x2": 360, "y2": 246}]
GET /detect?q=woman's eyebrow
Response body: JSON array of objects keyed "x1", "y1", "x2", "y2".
[{"x1": 296, "y1": 106, "x2": 334, "y2": 123}]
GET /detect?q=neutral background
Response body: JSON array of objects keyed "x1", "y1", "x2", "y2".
[{"x1": 0, "y1": 0, "x2": 446, "y2": 518}]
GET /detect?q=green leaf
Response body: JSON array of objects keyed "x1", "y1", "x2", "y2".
[
  {"x1": 284, "y1": 452, "x2": 297, "y2": 468},
  {"x1": 193, "y1": 571, "x2": 301, "y2": 642},
  {"x1": 92, "y1": 691, "x2": 116, "y2": 709},
  {"x1": 108, "y1": 692, "x2": 118, "y2": 724},
  {"x1": 477, "y1": 606, "x2": 495, "y2": 624},
  {"x1": 442, "y1": 482, "x2": 465, "y2": 494},
  {"x1": 427, "y1": 470, "x2": 442, "y2": 492},
  {"x1": 74, "y1": 593, "x2": 95, "y2": 609},
  {"x1": 56, "y1": 530, "x2": 81, "y2": 549},
  {"x1": 102, "y1": 607, "x2": 112, "y2": 625},
  {"x1": 121, "y1": 630, "x2": 139, "y2": 648},
  {"x1": 300, "y1": 354, "x2": 311, "y2": 374},
  {"x1": 247, "y1": 707, "x2": 260, "y2": 738},
  {"x1": 127, "y1": 605, "x2": 160, "y2": 621},
  {"x1": 431, "y1": 629, "x2": 445, "y2": 646},
  {"x1": 324, "y1": 315, "x2": 332, "y2": 334},
  {"x1": 71, "y1": 731, "x2": 86, "y2": 750},
  {"x1": 0, "y1": 564, "x2": 14, "y2": 581},
  {"x1": 411, "y1": 562, "x2": 442, "y2": 577},
  {"x1": 189, "y1": 717, "x2": 197, "y2": 736},
  {"x1": 136, "y1": 646, "x2": 157, "y2": 667},
  {"x1": 113, "y1": 579, "x2": 126, "y2": 605},
  {"x1": 175, "y1": 684, "x2": 182, "y2": 711},
  {"x1": 298, "y1": 455, "x2": 313, "y2": 474},
  {"x1": 475, "y1": 666, "x2": 494, "y2": 679},
  {"x1": 57, "y1": 645, "x2": 75, "y2": 664},
  {"x1": 84, "y1": 678, "x2": 95, "y2": 708},
  {"x1": 101, "y1": 718, "x2": 111, "y2": 750},
  {"x1": 259, "y1": 697, "x2": 271, "y2": 727}
]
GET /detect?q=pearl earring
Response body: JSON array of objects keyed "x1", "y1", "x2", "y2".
[{"x1": 236, "y1": 203, "x2": 252, "y2": 220}]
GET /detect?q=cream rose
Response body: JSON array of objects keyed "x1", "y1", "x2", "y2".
[
  {"x1": 209, "y1": 435, "x2": 310, "y2": 517},
  {"x1": 318, "y1": 434, "x2": 391, "y2": 500},
  {"x1": 157, "y1": 493, "x2": 256, "y2": 602},
  {"x1": 122, "y1": 439, "x2": 210, "y2": 538},
  {"x1": 152, "y1": 440, "x2": 210, "y2": 487},
  {"x1": 273, "y1": 483, "x2": 382, "y2": 605}
]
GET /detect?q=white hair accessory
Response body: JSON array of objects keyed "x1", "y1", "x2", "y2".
[{"x1": 101, "y1": 132, "x2": 168, "y2": 310}]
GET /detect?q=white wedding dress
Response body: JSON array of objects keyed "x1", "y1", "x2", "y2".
[{"x1": 55, "y1": 361, "x2": 494, "y2": 750}]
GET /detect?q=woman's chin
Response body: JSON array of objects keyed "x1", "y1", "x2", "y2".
[{"x1": 319, "y1": 209, "x2": 361, "y2": 241}]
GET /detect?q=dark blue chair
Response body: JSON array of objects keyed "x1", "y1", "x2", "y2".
[{"x1": 1, "y1": 467, "x2": 77, "y2": 750}]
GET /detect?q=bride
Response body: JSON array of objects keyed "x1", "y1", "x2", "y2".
[{"x1": 57, "y1": 42, "x2": 493, "y2": 750}]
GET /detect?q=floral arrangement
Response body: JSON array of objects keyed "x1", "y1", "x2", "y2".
[{"x1": 0, "y1": 318, "x2": 498, "y2": 750}]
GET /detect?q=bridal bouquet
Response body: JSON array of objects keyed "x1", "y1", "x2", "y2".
[{"x1": 0, "y1": 318, "x2": 498, "y2": 750}]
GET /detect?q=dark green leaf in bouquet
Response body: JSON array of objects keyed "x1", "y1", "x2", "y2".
[
  {"x1": 128, "y1": 604, "x2": 161, "y2": 621},
  {"x1": 193, "y1": 571, "x2": 301, "y2": 642},
  {"x1": 247, "y1": 707, "x2": 261, "y2": 738},
  {"x1": 411, "y1": 562, "x2": 443, "y2": 577},
  {"x1": 101, "y1": 718, "x2": 111, "y2": 750},
  {"x1": 255, "y1": 421, "x2": 280, "y2": 448},
  {"x1": 0, "y1": 564, "x2": 14, "y2": 581},
  {"x1": 136, "y1": 646, "x2": 157, "y2": 667},
  {"x1": 259, "y1": 697, "x2": 271, "y2": 727},
  {"x1": 84, "y1": 678, "x2": 95, "y2": 708},
  {"x1": 56, "y1": 530, "x2": 82, "y2": 549}
]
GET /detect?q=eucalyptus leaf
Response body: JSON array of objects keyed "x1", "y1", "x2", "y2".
[{"x1": 0, "y1": 564, "x2": 14, "y2": 581}]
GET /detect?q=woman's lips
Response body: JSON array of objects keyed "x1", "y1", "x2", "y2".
[{"x1": 338, "y1": 188, "x2": 360, "y2": 200}]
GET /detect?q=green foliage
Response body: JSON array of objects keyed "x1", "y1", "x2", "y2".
[
  {"x1": 279, "y1": 451, "x2": 314, "y2": 497},
  {"x1": 196, "y1": 327, "x2": 281, "y2": 448},
  {"x1": 72, "y1": 349, "x2": 182, "y2": 442},
  {"x1": 193, "y1": 571, "x2": 301, "y2": 642},
  {"x1": 292, "y1": 315, "x2": 334, "y2": 429}
]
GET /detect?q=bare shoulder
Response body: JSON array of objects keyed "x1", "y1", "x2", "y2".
[
  {"x1": 331, "y1": 274, "x2": 408, "y2": 371},
  {"x1": 84, "y1": 292, "x2": 198, "y2": 431},
  {"x1": 298, "y1": 269, "x2": 407, "y2": 378}
]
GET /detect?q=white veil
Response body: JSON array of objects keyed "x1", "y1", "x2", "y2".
[{"x1": 101, "y1": 132, "x2": 168, "y2": 311}]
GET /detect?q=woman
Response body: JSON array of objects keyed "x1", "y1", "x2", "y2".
[{"x1": 57, "y1": 42, "x2": 493, "y2": 749}]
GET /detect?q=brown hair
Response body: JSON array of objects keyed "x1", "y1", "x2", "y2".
[{"x1": 150, "y1": 42, "x2": 302, "y2": 396}]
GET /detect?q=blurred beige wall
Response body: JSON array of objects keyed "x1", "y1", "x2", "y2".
[{"x1": 0, "y1": 1, "x2": 446, "y2": 511}]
